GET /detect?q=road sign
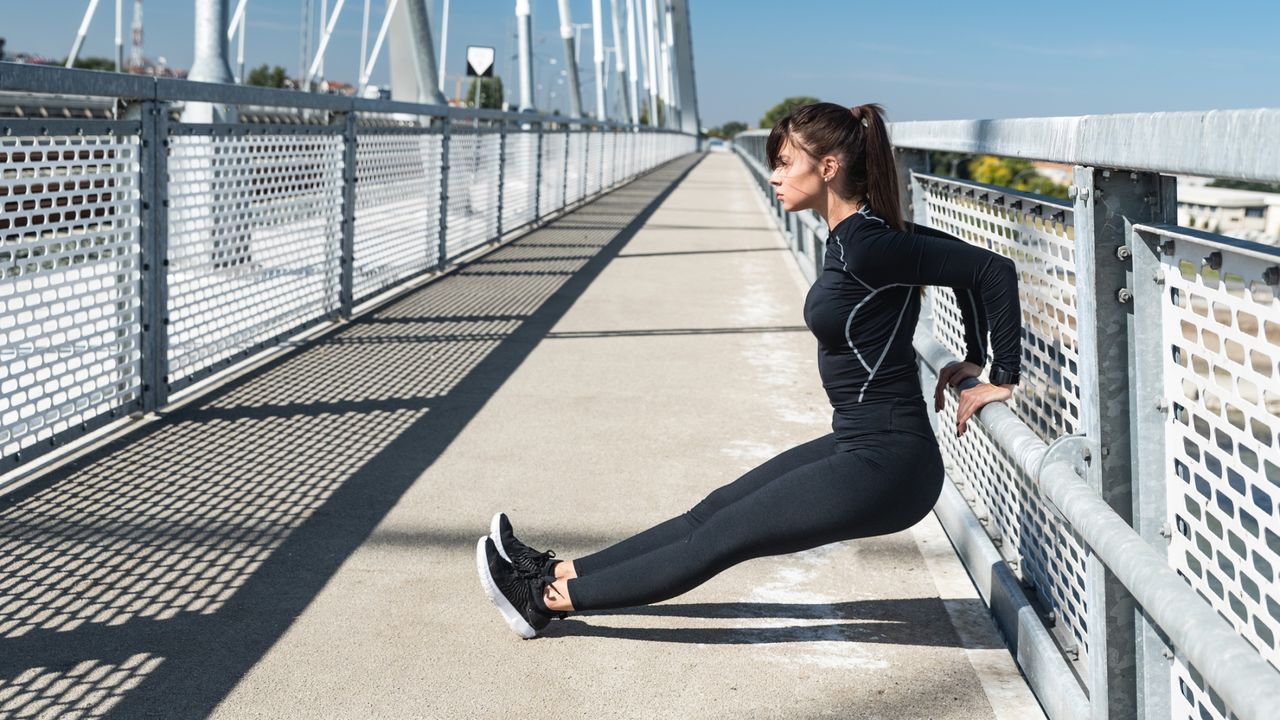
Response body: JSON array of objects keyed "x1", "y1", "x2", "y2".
[{"x1": 466, "y1": 46, "x2": 495, "y2": 78}]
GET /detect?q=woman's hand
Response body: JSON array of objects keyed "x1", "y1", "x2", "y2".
[
  {"x1": 953, "y1": 383, "x2": 1014, "y2": 436},
  {"x1": 934, "y1": 361, "x2": 1014, "y2": 436},
  {"x1": 934, "y1": 361, "x2": 982, "y2": 412}
]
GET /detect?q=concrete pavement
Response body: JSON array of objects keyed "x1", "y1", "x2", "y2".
[{"x1": 0, "y1": 152, "x2": 1042, "y2": 719}]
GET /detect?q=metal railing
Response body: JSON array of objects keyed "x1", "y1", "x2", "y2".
[
  {"x1": 0, "y1": 62, "x2": 696, "y2": 482},
  {"x1": 734, "y1": 108, "x2": 1280, "y2": 720}
]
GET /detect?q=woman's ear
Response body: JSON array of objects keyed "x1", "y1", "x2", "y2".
[{"x1": 821, "y1": 156, "x2": 840, "y2": 183}]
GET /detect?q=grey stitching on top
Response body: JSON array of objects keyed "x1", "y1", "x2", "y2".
[
  {"x1": 859, "y1": 287, "x2": 914, "y2": 402},
  {"x1": 844, "y1": 282, "x2": 912, "y2": 378},
  {"x1": 834, "y1": 234, "x2": 874, "y2": 291}
]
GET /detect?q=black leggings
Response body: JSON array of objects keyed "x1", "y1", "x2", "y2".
[{"x1": 565, "y1": 396, "x2": 946, "y2": 611}]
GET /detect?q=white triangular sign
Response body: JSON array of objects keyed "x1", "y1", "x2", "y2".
[{"x1": 466, "y1": 46, "x2": 495, "y2": 77}]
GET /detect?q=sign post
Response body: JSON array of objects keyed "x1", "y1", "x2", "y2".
[{"x1": 466, "y1": 45, "x2": 496, "y2": 108}]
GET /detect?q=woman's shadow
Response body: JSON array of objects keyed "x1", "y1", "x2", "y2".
[{"x1": 538, "y1": 598, "x2": 1002, "y2": 647}]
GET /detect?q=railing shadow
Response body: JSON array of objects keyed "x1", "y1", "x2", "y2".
[
  {"x1": 0, "y1": 155, "x2": 704, "y2": 719},
  {"x1": 544, "y1": 597, "x2": 1004, "y2": 647}
]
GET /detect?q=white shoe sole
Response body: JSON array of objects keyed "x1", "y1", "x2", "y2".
[
  {"x1": 475, "y1": 537, "x2": 537, "y2": 639},
  {"x1": 489, "y1": 512, "x2": 512, "y2": 563}
]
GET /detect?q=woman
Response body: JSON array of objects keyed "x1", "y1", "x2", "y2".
[{"x1": 476, "y1": 102, "x2": 1022, "y2": 639}]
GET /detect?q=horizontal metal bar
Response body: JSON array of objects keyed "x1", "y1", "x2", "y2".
[
  {"x1": 739, "y1": 108, "x2": 1280, "y2": 183},
  {"x1": 1, "y1": 63, "x2": 692, "y2": 136},
  {"x1": 1038, "y1": 458, "x2": 1280, "y2": 720},
  {"x1": 932, "y1": 478, "x2": 1090, "y2": 720},
  {"x1": 156, "y1": 77, "x2": 351, "y2": 110},
  {"x1": 168, "y1": 122, "x2": 345, "y2": 136},
  {"x1": 0, "y1": 62, "x2": 156, "y2": 98},
  {"x1": 0, "y1": 118, "x2": 142, "y2": 137},
  {"x1": 888, "y1": 110, "x2": 1280, "y2": 183},
  {"x1": 1135, "y1": 222, "x2": 1280, "y2": 267}
]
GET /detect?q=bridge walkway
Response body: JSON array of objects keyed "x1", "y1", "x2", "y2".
[{"x1": 0, "y1": 152, "x2": 1041, "y2": 719}]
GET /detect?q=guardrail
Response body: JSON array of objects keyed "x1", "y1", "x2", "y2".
[
  {"x1": 0, "y1": 62, "x2": 696, "y2": 483},
  {"x1": 734, "y1": 109, "x2": 1280, "y2": 720}
]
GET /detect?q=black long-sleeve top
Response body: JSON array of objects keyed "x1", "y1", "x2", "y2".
[{"x1": 802, "y1": 207, "x2": 1022, "y2": 424}]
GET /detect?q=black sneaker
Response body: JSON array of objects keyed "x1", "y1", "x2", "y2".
[
  {"x1": 475, "y1": 536, "x2": 558, "y2": 639},
  {"x1": 489, "y1": 512, "x2": 560, "y2": 578}
]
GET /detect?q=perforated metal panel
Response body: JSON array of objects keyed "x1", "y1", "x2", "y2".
[
  {"x1": 586, "y1": 132, "x2": 604, "y2": 196},
  {"x1": 0, "y1": 125, "x2": 144, "y2": 465},
  {"x1": 539, "y1": 131, "x2": 567, "y2": 216},
  {"x1": 444, "y1": 129, "x2": 501, "y2": 258},
  {"x1": 1155, "y1": 226, "x2": 1280, "y2": 720},
  {"x1": 602, "y1": 132, "x2": 618, "y2": 189},
  {"x1": 915, "y1": 175, "x2": 1090, "y2": 672},
  {"x1": 352, "y1": 131, "x2": 442, "y2": 302},
  {"x1": 166, "y1": 128, "x2": 344, "y2": 388},
  {"x1": 501, "y1": 130, "x2": 538, "y2": 233}
]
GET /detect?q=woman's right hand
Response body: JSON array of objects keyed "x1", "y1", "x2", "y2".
[{"x1": 934, "y1": 361, "x2": 983, "y2": 413}]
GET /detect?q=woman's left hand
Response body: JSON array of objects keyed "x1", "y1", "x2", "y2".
[{"x1": 954, "y1": 383, "x2": 1015, "y2": 436}]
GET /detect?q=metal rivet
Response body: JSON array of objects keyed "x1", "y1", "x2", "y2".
[
  {"x1": 1117, "y1": 288, "x2": 1133, "y2": 303},
  {"x1": 1115, "y1": 245, "x2": 1132, "y2": 260},
  {"x1": 1203, "y1": 251, "x2": 1222, "y2": 270}
]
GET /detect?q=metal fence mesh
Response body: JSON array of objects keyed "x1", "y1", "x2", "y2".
[
  {"x1": 166, "y1": 130, "x2": 344, "y2": 388},
  {"x1": 0, "y1": 129, "x2": 144, "y2": 463},
  {"x1": 501, "y1": 130, "x2": 538, "y2": 233},
  {"x1": 539, "y1": 132, "x2": 567, "y2": 216},
  {"x1": 353, "y1": 131, "x2": 442, "y2": 302},
  {"x1": 444, "y1": 130, "x2": 501, "y2": 259},
  {"x1": 915, "y1": 174, "x2": 1092, "y2": 672},
  {"x1": 1156, "y1": 227, "x2": 1280, "y2": 720}
]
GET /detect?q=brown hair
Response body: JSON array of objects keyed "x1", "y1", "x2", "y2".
[{"x1": 765, "y1": 102, "x2": 905, "y2": 231}]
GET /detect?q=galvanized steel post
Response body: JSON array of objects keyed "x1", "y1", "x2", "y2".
[
  {"x1": 1125, "y1": 172, "x2": 1179, "y2": 720},
  {"x1": 533, "y1": 121, "x2": 544, "y2": 220},
  {"x1": 339, "y1": 111, "x2": 358, "y2": 318},
  {"x1": 1073, "y1": 165, "x2": 1175, "y2": 720},
  {"x1": 438, "y1": 116, "x2": 451, "y2": 267},
  {"x1": 139, "y1": 100, "x2": 172, "y2": 413},
  {"x1": 496, "y1": 120, "x2": 507, "y2": 239}
]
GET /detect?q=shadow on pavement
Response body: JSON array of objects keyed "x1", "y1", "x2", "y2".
[{"x1": 0, "y1": 155, "x2": 703, "y2": 719}]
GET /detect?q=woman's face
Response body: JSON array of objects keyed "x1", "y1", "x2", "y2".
[{"x1": 769, "y1": 137, "x2": 826, "y2": 213}]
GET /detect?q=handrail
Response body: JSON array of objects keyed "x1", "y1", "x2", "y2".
[
  {"x1": 0, "y1": 61, "x2": 691, "y2": 131},
  {"x1": 915, "y1": 319, "x2": 1280, "y2": 720},
  {"x1": 736, "y1": 107, "x2": 1280, "y2": 183}
]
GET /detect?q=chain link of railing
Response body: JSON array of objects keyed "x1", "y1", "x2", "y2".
[
  {"x1": 0, "y1": 64, "x2": 696, "y2": 481},
  {"x1": 734, "y1": 109, "x2": 1280, "y2": 720}
]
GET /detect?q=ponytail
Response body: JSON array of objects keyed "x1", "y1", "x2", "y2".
[
  {"x1": 850, "y1": 104, "x2": 905, "y2": 232},
  {"x1": 765, "y1": 101, "x2": 906, "y2": 231}
]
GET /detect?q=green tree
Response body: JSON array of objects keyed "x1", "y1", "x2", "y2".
[
  {"x1": 759, "y1": 96, "x2": 820, "y2": 129},
  {"x1": 929, "y1": 152, "x2": 972, "y2": 179},
  {"x1": 967, "y1": 155, "x2": 1069, "y2": 201},
  {"x1": 65, "y1": 56, "x2": 116, "y2": 71},
  {"x1": 703, "y1": 120, "x2": 746, "y2": 139},
  {"x1": 465, "y1": 75, "x2": 504, "y2": 109},
  {"x1": 639, "y1": 97, "x2": 666, "y2": 127},
  {"x1": 247, "y1": 64, "x2": 289, "y2": 88}
]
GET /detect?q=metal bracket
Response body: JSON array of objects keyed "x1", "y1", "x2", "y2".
[{"x1": 1037, "y1": 435, "x2": 1097, "y2": 525}]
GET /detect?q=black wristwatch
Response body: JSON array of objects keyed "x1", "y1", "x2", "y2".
[{"x1": 988, "y1": 366, "x2": 1020, "y2": 386}]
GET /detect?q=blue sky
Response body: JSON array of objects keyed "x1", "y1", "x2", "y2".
[{"x1": 5, "y1": 1, "x2": 1278, "y2": 127}]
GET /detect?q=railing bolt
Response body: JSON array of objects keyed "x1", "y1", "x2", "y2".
[
  {"x1": 1115, "y1": 245, "x2": 1132, "y2": 261},
  {"x1": 1153, "y1": 270, "x2": 1165, "y2": 284},
  {"x1": 1116, "y1": 287, "x2": 1133, "y2": 303},
  {"x1": 1159, "y1": 522, "x2": 1172, "y2": 539},
  {"x1": 1264, "y1": 265, "x2": 1280, "y2": 285},
  {"x1": 1159, "y1": 238, "x2": 1176, "y2": 255},
  {"x1": 1081, "y1": 447, "x2": 1092, "y2": 463},
  {"x1": 1155, "y1": 397, "x2": 1169, "y2": 412},
  {"x1": 1203, "y1": 251, "x2": 1222, "y2": 270},
  {"x1": 1162, "y1": 648, "x2": 1175, "y2": 660},
  {"x1": 1067, "y1": 185, "x2": 1079, "y2": 198}
]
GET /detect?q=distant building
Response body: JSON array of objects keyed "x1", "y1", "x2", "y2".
[{"x1": 1177, "y1": 183, "x2": 1280, "y2": 245}]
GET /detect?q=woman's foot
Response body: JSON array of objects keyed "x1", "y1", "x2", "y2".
[
  {"x1": 489, "y1": 512, "x2": 563, "y2": 578},
  {"x1": 475, "y1": 537, "x2": 562, "y2": 639}
]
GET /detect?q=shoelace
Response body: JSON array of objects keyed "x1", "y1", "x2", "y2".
[{"x1": 514, "y1": 566, "x2": 569, "y2": 621}]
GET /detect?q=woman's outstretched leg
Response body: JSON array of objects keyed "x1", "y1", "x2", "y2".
[
  {"x1": 559, "y1": 435, "x2": 943, "y2": 611},
  {"x1": 570, "y1": 434, "x2": 839, "y2": 578}
]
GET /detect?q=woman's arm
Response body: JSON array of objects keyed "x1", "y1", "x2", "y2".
[
  {"x1": 908, "y1": 223, "x2": 990, "y2": 368},
  {"x1": 848, "y1": 220, "x2": 1023, "y2": 435}
]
